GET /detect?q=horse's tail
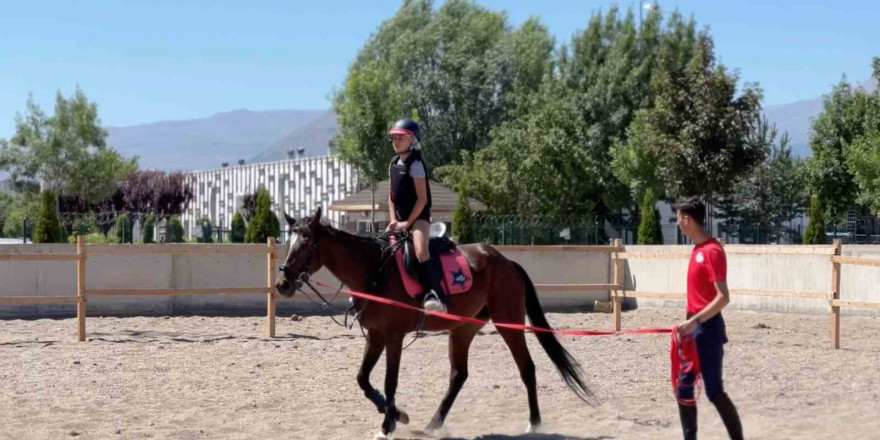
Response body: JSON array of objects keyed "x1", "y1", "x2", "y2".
[{"x1": 512, "y1": 261, "x2": 598, "y2": 405}]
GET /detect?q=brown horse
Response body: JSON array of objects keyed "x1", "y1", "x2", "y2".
[{"x1": 275, "y1": 208, "x2": 595, "y2": 438}]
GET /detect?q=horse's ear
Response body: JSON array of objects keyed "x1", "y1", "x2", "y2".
[
  {"x1": 309, "y1": 206, "x2": 322, "y2": 228},
  {"x1": 283, "y1": 211, "x2": 296, "y2": 227}
]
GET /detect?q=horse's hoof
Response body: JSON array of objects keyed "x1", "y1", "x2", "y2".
[
  {"x1": 381, "y1": 416, "x2": 396, "y2": 437},
  {"x1": 374, "y1": 432, "x2": 392, "y2": 440},
  {"x1": 396, "y1": 409, "x2": 409, "y2": 425},
  {"x1": 525, "y1": 422, "x2": 540, "y2": 434},
  {"x1": 424, "y1": 421, "x2": 450, "y2": 438},
  {"x1": 424, "y1": 420, "x2": 443, "y2": 433}
]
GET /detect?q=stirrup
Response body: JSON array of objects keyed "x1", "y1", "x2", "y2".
[{"x1": 423, "y1": 291, "x2": 446, "y2": 313}]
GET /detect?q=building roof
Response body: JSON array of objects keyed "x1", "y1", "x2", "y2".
[{"x1": 329, "y1": 180, "x2": 486, "y2": 213}]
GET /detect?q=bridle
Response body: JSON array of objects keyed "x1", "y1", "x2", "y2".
[
  {"x1": 278, "y1": 226, "x2": 427, "y2": 347},
  {"x1": 279, "y1": 225, "x2": 320, "y2": 291},
  {"x1": 279, "y1": 225, "x2": 358, "y2": 328}
]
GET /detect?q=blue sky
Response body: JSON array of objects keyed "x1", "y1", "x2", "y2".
[{"x1": 1, "y1": 0, "x2": 877, "y2": 138}]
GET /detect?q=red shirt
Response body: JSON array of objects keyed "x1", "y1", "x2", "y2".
[{"x1": 686, "y1": 238, "x2": 726, "y2": 315}]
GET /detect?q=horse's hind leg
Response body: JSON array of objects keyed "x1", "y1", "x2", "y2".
[
  {"x1": 497, "y1": 327, "x2": 541, "y2": 432},
  {"x1": 488, "y1": 263, "x2": 542, "y2": 432},
  {"x1": 357, "y1": 332, "x2": 409, "y2": 425},
  {"x1": 425, "y1": 322, "x2": 483, "y2": 433}
]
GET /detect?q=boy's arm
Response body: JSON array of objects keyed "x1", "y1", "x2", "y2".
[
  {"x1": 679, "y1": 247, "x2": 729, "y2": 334},
  {"x1": 680, "y1": 281, "x2": 730, "y2": 333}
]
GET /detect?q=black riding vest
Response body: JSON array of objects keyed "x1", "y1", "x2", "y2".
[{"x1": 389, "y1": 151, "x2": 432, "y2": 222}]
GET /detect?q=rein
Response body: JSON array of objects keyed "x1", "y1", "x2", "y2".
[
  {"x1": 295, "y1": 273, "x2": 360, "y2": 330},
  {"x1": 289, "y1": 229, "x2": 427, "y2": 347}
]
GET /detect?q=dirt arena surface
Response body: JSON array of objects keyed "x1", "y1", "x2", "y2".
[{"x1": 2, "y1": 307, "x2": 879, "y2": 440}]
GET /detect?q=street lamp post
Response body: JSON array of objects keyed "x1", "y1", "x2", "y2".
[{"x1": 639, "y1": 1, "x2": 657, "y2": 27}]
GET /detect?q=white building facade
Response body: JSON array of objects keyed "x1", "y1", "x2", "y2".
[{"x1": 182, "y1": 157, "x2": 358, "y2": 239}]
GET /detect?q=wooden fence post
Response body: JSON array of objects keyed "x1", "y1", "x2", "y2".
[
  {"x1": 831, "y1": 239, "x2": 842, "y2": 349},
  {"x1": 612, "y1": 238, "x2": 623, "y2": 331},
  {"x1": 76, "y1": 235, "x2": 86, "y2": 342},
  {"x1": 267, "y1": 237, "x2": 277, "y2": 337}
]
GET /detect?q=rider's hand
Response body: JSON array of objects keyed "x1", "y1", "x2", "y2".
[
  {"x1": 386, "y1": 221, "x2": 398, "y2": 232},
  {"x1": 394, "y1": 221, "x2": 410, "y2": 231}
]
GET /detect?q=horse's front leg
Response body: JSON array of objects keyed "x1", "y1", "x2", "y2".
[
  {"x1": 378, "y1": 333, "x2": 405, "y2": 438},
  {"x1": 357, "y1": 332, "x2": 387, "y2": 412},
  {"x1": 358, "y1": 332, "x2": 410, "y2": 428}
]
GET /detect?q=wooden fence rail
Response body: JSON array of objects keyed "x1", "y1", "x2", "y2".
[
  {"x1": 1, "y1": 236, "x2": 279, "y2": 341},
  {"x1": 614, "y1": 239, "x2": 880, "y2": 349},
  {"x1": 2, "y1": 241, "x2": 626, "y2": 342},
  {"x1": 3, "y1": 238, "x2": 880, "y2": 348}
]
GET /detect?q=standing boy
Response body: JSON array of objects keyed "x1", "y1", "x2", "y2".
[{"x1": 675, "y1": 196, "x2": 743, "y2": 440}]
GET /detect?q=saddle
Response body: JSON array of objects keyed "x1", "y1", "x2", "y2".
[
  {"x1": 401, "y1": 237, "x2": 456, "y2": 278},
  {"x1": 383, "y1": 227, "x2": 474, "y2": 298}
]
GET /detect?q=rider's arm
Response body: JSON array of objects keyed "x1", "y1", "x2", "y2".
[
  {"x1": 405, "y1": 177, "x2": 428, "y2": 225},
  {"x1": 387, "y1": 166, "x2": 397, "y2": 230},
  {"x1": 388, "y1": 191, "x2": 396, "y2": 222}
]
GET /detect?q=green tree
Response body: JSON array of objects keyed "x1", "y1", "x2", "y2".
[
  {"x1": 442, "y1": 7, "x2": 675, "y2": 216},
  {"x1": 69, "y1": 214, "x2": 99, "y2": 240},
  {"x1": 229, "y1": 211, "x2": 246, "y2": 243},
  {"x1": 197, "y1": 216, "x2": 214, "y2": 243},
  {"x1": 335, "y1": 1, "x2": 555, "y2": 223},
  {"x1": 842, "y1": 62, "x2": 880, "y2": 215},
  {"x1": 142, "y1": 215, "x2": 156, "y2": 244},
  {"x1": 717, "y1": 121, "x2": 808, "y2": 243},
  {"x1": 611, "y1": 114, "x2": 666, "y2": 206},
  {"x1": 0, "y1": 191, "x2": 12, "y2": 236},
  {"x1": 32, "y1": 189, "x2": 64, "y2": 243},
  {"x1": 333, "y1": 61, "x2": 403, "y2": 230},
  {"x1": 450, "y1": 80, "x2": 612, "y2": 216},
  {"x1": 806, "y1": 74, "x2": 880, "y2": 224},
  {"x1": 245, "y1": 188, "x2": 280, "y2": 243},
  {"x1": 803, "y1": 195, "x2": 827, "y2": 244},
  {"x1": 847, "y1": 128, "x2": 880, "y2": 214},
  {"x1": 1, "y1": 196, "x2": 39, "y2": 239},
  {"x1": 115, "y1": 213, "x2": 133, "y2": 244},
  {"x1": 766, "y1": 135, "x2": 809, "y2": 237},
  {"x1": 0, "y1": 88, "x2": 137, "y2": 206},
  {"x1": 451, "y1": 190, "x2": 476, "y2": 243},
  {"x1": 637, "y1": 188, "x2": 664, "y2": 244},
  {"x1": 68, "y1": 149, "x2": 138, "y2": 207},
  {"x1": 625, "y1": 31, "x2": 764, "y2": 203},
  {"x1": 166, "y1": 215, "x2": 185, "y2": 243}
]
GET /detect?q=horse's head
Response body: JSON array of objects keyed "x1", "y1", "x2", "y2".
[{"x1": 275, "y1": 207, "x2": 324, "y2": 297}]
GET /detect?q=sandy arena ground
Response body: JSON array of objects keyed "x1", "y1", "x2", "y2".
[{"x1": 2, "y1": 307, "x2": 879, "y2": 440}]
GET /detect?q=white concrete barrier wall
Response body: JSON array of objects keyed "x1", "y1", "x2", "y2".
[
  {"x1": 2, "y1": 243, "x2": 879, "y2": 318},
  {"x1": 0, "y1": 244, "x2": 310, "y2": 318},
  {"x1": 494, "y1": 247, "x2": 612, "y2": 309},
  {"x1": 0, "y1": 244, "x2": 611, "y2": 318},
  {"x1": 623, "y1": 244, "x2": 880, "y2": 316}
]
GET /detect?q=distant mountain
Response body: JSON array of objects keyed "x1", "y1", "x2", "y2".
[
  {"x1": 106, "y1": 109, "x2": 325, "y2": 171},
  {"x1": 764, "y1": 78, "x2": 876, "y2": 157},
  {"x1": 23, "y1": 74, "x2": 880, "y2": 175},
  {"x1": 250, "y1": 110, "x2": 339, "y2": 163},
  {"x1": 763, "y1": 97, "x2": 824, "y2": 157}
]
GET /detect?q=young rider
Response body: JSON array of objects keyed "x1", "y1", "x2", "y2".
[{"x1": 387, "y1": 118, "x2": 448, "y2": 313}]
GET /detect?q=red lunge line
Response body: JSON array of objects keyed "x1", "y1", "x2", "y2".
[{"x1": 312, "y1": 280, "x2": 672, "y2": 336}]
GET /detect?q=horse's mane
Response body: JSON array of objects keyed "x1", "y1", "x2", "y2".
[{"x1": 313, "y1": 220, "x2": 384, "y2": 251}]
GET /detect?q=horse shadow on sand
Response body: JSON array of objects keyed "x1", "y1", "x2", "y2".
[
  {"x1": 84, "y1": 329, "x2": 357, "y2": 344},
  {"x1": 403, "y1": 431, "x2": 614, "y2": 440}
]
